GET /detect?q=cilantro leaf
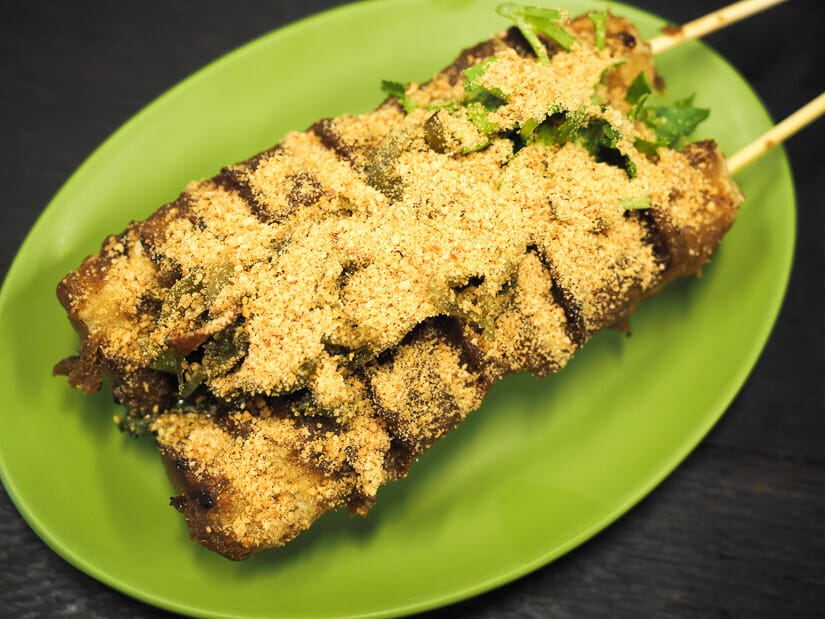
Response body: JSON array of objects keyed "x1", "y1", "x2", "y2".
[
  {"x1": 623, "y1": 71, "x2": 709, "y2": 151},
  {"x1": 465, "y1": 101, "x2": 500, "y2": 134},
  {"x1": 463, "y1": 57, "x2": 497, "y2": 92},
  {"x1": 620, "y1": 195, "x2": 651, "y2": 210},
  {"x1": 518, "y1": 117, "x2": 540, "y2": 142},
  {"x1": 633, "y1": 137, "x2": 667, "y2": 157},
  {"x1": 463, "y1": 57, "x2": 509, "y2": 110},
  {"x1": 641, "y1": 96, "x2": 710, "y2": 149},
  {"x1": 381, "y1": 80, "x2": 417, "y2": 113},
  {"x1": 496, "y1": 3, "x2": 577, "y2": 62},
  {"x1": 528, "y1": 109, "x2": 637, "y2": 178},
  {"x1": 625, "y1": 71, "x2": 653, "y2": 120},
  {"x1": 464, "y1": 64, "x2": 509, "y2": 102},
  {"x1": 588, "y1": 10, "x2": 607, "y2": 51}
]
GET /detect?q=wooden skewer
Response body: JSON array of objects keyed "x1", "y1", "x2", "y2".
[
  {"x1": 643, "y1": 0, "x2": 817, "y2": 175},
  {"x1": 649, "y1": 0, "x2": 789, "y2": 55},
  {"x1": 727, "y1": 92, "x2": 825, "y2": 174}
]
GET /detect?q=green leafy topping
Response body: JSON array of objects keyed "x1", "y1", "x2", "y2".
[
  {"x1": 641, "y1": 96, "x2": 710, "y2": 150},
  {"x1": 524, "y1": 109, "x2": 637, "y2": 178},
  {"x1": 463, "y1": 57, "x2": 496, "y2": 92},
  {"x1": 620, "y1": 195, "x2": 651, "y2": 210},
  {"x1": 625, "y1": 71, "x2": 653, "y2": 120},
  {"x1": 465, "y1": 101, "x2": 500, "y2": 134},
  {"x1": 518, "y1": 117, "x2": 540, "y2": 141},
  {"x1": 622, "y1": 70, "x2": 710, "y2": 152},
  {"x1": 496, "y1": 3, "x2": 577, "y2": 62},
  {"x1": 533, "y1": 109, "x2": 588, "y2": 145},
  {"x1": 381, "y1": 80, "x2": 418, "y2": 113},
  {"x1": 424, "y1": 106, "x2": 495, "y2": 155},
  {"x1": 461, "y1": 139, "x2": 494, "y2": 155},
  {"x1": 633, "y1": 136, "x2": 667, "y2": 157},
  {"x1": 588, "y1": 10, "x2": 607, "y2": 50},
  {"x1": 149, "y1": 347, "x2": 202, "y2": 398},
  {"x1": 149, "y1": 320, "x2": 248, "y2": 400},
  {"x1": 463, "y1": 57, "x2": 509, "y2": 111}
]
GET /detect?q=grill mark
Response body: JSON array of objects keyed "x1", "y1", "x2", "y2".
[
  {"x1": 286, "y1": 171, "x2": 325, "y2": 209},
  {"x1": 216, "y1": 167, "x2": 277, "y2": 224},
  {"x1": 529, "y1": 246, "x2": 588, "y2": 346},
  {"x1": 139, "y1": 195, "x2": 196, "y2": 286},
  {"x1": 549, "y1": 280, "x2": 587, "y2": 345},
  {"x1": 160, "y1": 446, "x2": 251, "y2": 560},
  {"x1": 426, "y1": 314, "x2": 488, "y2": 379},
  {"x1": 244, "y1": 144, "x2": 284, "y2": 173},
  {"x1": 364, "y1": 322, "x2": 469, "y2": 457},
  {"x1": 634, "y1": 207, "x2": 672, "y2": 270},
  {"x1": 383, "y1": 437, "x2": 416, "y2": 479},
  {"x1": 310, "y1": 118, "x2": 355, "y2": 163},
  {"x1": 363, "y1": 372, "x2": 406, "y2": 451},
  {"x1": 206, "y1": 410, "x2": 248, "y2": 441},
  {"x1": 218, "y1": 166, "x2": 326, "y2": 225},
  {"x1": 141, "y1": 195, "x2": 194, "y2": 245}
]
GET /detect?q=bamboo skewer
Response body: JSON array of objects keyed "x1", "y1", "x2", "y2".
[
  {"x1": 643, "y1": 0, "x2": 818, "y2": 174},
  {"x1": 649, "y1": 0, "x2": 789, "y2": 55},
  {"x1": 727, "y1": 92, "x2": 825, "y2": 174}
]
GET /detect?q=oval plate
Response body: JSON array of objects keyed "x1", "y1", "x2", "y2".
[{"x1": 0, "y1": 1, "x2": 794, "y2": 617}]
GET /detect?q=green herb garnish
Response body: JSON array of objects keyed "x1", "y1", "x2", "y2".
[
  {"x1": 496, "y1": 3, "x2": 577, "y2": 62},
  {"x1": 588, "y1": 10, "x2": 607, "y2": 50},
  {"x1": 620, "y1": 195, "x2": 651, "y2": 210},
  {"x1": 463, "y1": 57, "x2": 496, "y2": 92},
  {"x1": 641, "y1": 95, "x2": 710, "y2": 150},
  {"x1": 526, "y1": 109, "x2": 637, "y2": 178},
  {"x1": 633, "y1": 137, "x2": 667, "y2": 157},
  {"x1": 463, "y1": 57, "x2": 509, "y2": 110},
  {"x1": 623, "y1": 71, "x2": 710, "y2": 152},
  {"x1": 625, "y1": 71, "x2": 653, "y2": 120},
  {"x1": 591, "y1": 59, "x2": 627, "y2": 106},
  {"x1": 381, "y1": 80, "x2": 418, "y2": 113},
  {"x1": 465, "y1": 101, "x2": 501, "y2": 134}
]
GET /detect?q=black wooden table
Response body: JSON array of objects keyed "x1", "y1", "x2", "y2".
[{"x1": 2, "y1": 1, "x2": 823, "y2": 617}]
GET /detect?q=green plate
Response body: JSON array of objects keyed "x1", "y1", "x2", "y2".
[{"x1": 0, "y1": 1, "x2": 794, "y2": 617}]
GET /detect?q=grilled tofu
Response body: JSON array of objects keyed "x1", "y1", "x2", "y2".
[{"x1": 54, "y1": 14, "x2": 742, "y2": 559}]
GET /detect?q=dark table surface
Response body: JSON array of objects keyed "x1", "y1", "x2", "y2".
[{"x1": 2, "y1": 1, "x2": 823, "y2": 617}]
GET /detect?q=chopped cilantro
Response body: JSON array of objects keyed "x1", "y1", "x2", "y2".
[
  {"x1": 463, "y1": 57, "x2": 496, "y2": 91},
  {"x1": 465, "y1": 101, "x2": 500, "y2": 134},
  {"x1": 620, "y1": 195, "x2": 651, "y2": 210},
  {"x1": 381, "y1": 80, "x2": 417, "y2": 113},
  {"x1": 625, "y1": 71, "x2": 653, "y2": 120},
  {"x1": 461, "y1": 139, "x2": 494, "y2": 155},
  {"x1": 496, "y1": 3, "x2": 577, "y2": 62},
  {"x1": 524, "y1": 108, "x2": 637, "y2": 178},
  {"x1": 463, "y1": 57, "x2": 509, "y2": 109},
  {"x1": 633, "y1": 137, "x2": 667, "y2": 157},
  {"x1": 518, "y1": 117, "x2": 540, "y2": 141},
  {"x1": 641, "y1": 96, "x2": 710, "y2": 149},
  {"x1": 622, "y1": 71, "x2": 710, "y2": 151},
  {"x1": 588, "y1": 10, "x2": 607, "y2": 50}
]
